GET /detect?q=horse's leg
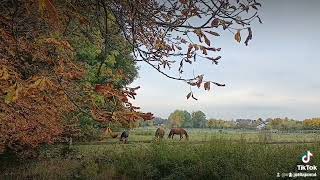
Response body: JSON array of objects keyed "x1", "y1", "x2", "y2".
[
  {"x1": 180, "y1": 133, "x2": 183, "y2": 140},
  {"x1": 172, "y1": 134, "x2": 174, "y2": 139}
]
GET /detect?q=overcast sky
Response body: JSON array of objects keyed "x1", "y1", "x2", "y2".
[{"x1": 131, "y1": 0, "x2": 320, "y2": 121}]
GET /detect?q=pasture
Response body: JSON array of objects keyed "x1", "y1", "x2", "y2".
[{"x1": 1, "y1": 128, "x2": 319, "y2": 179}]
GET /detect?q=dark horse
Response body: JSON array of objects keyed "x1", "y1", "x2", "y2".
[
  {"x1": 168, "y1": 128, "x2": 188, "y2": 140},
  {"x1": 155, "y1": 127, "x2": 165, "y2": 140},
  {"x1": 120, "y1": 131, "x2": 129, "y2": 143}
]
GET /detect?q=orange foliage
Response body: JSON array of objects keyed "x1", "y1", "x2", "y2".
[
  {"x1": 303, "y1": 118, "x2": 320, "y2": 129},
  {"x1": 0, "y1": 1, "x2": 83, "y2": 153},
  {"x1": 92, "y1": 84, "x2": 153, "y2": 125},
  {"x1": 0, "y1": 1, "x2": 152, "y2": 154}
]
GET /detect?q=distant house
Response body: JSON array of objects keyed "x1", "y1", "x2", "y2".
[
  {"x1": 256, "y1": 123, "x2": 266, "y2": 130},
  {"x1": 235, "y1": 119, "x2": 254, "y2": 129},
  {"x1": 153, "y1": 117, "x2": 168, "y2": 126},
  {"x1": 236, "y1": 119, "x2": 269, "y2": 130}
]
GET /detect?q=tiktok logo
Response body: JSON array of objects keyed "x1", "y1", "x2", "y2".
[{"x1": 302, "y1": 151, "x2": 313, "y2": 164}]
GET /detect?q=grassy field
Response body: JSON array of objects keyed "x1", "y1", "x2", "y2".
[{"x1": 1, "y1": 128, "x2": 319, "y2": 179}]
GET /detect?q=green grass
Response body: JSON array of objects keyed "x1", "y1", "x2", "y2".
[{"x1": 1, "y1": 129, "x2": 319, "y2": 179}]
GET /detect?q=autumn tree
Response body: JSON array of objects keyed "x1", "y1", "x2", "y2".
[
  {"x1": 0, "y1": 0, "x2": 261, "y2": 154},
  {"x1": 303, "y1": 118, "x2": 320, "y2": 130},
  {"x1": 168, "y1": 110, "x2": 185, "y2": 127},
  {"x1": 268, "y1": 118, "x2": 303, "y2": 131},
  {"x1": 0, "y1": 0, "x2": 152, "y2": 154},
  {"x1": 207, "y1": 119, "x2": 236, "y2": 129},
  {"x1": 67, "y1": 0, "x2": 262, "y2": 98}
]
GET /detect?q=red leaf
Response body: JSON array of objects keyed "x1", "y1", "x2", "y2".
[
  {"x1": 204, "y1": 82, "x2": 210, "y2": 90},
  {"x1": 211, "y1": 18, "x2": 219, "y2": 27}
]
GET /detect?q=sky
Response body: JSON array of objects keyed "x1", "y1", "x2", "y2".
[{"x1": 131, "y1": 0, "x2": 320, "y2": 121}]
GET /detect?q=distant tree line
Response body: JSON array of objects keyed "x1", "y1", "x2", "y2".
[{"x1": 141, "y1": 110, "x2": 320, "y2": 130}]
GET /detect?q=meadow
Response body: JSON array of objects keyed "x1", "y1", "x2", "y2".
[{"x1": 1, "y1": 128, "x2": 319, "y2": 179}]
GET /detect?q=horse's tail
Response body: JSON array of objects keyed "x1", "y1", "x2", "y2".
[{"x1": 155, "y1": 128, "x2": 159, "y2": 137}]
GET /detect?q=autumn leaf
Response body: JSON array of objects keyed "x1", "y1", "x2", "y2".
[
  {"x1": 193, "y1": 44, "x2": 199, "y2": 51},
  {"x1": 38, "y1": 0, "x2": 59, "y2": 22},
  {"x1": 211, "y1": 18, "x2": 219, "y2": 27},
  {"x1": 0, "y1": 67, "x2": 10, "y2": 80},
  {"x1": 193, "y1": 29, "x2": 202, "y2": 37},
  {"x1": 4, "y1": 83, "x2": 21, "y2": 104},
  {"x1": 186, "y1": 92, "x2": 192, "y2": 99},
  {"x1": 204, "y1": 82, "x2": 210, "y2": 90},
  {"x1": 28, "y1": 77, "x2": 54, "y2": 91},
  {"x1": 196, "y1": 74, "x2": 204, "y2": 88},
  {"x1": 187, "y1": 44, "x2": 193, "y2": 55},
  {"x1": 206, "y1": 31, "x2": 220, "y2": 36},
  {"x1": 235, "y1": 30, "x2": 241, "y2": 43},
  {"x1": 179, "y1": 0, "x2": 188, "y2": 5},
  {"x1": 204, "y1": 35, "x2": 210, "y2": 46},
  {"x1": 201, "y1": 46, "x2": 208, "y2": 55}
]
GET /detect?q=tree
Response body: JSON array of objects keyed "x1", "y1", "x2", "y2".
[
  {"x1": 69, "y1": 0, "x2": 262, "y2": 99},
  {"x1": 168, "y1": 110, "x2": 185, "y2": 127},
  {"x1": 181, "y1": 111, "x2": 193, "y2": 128},
  {"x1": 0, "y1": 0, "x2": 262, "y2": 154},
  {"x1": 167, "y1": 110, "x2": 193, "y2": 128},
  {"x1": 208, "y1": 119, "x2": 236, "y2": 129},
  {"x1": 0, "y1": 0, "x2": 152, "y2": 154},
  {"x1": 192, "y1": 111, "x2": 207, "y2": 128},
  {"x1": 303, "y1": 118, "x2": 320, "y2": 130},
  {"x1": 268, "y1": 118, "x2": 303, "y2": 131}
]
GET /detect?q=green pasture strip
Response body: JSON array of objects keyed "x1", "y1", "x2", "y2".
[{"x1": 2, "y1": 140, "x2": 319, "y2": 180}]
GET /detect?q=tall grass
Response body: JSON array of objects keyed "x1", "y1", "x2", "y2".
[{"x1": 1, "y1": 138, "x2": 319, "y2": 179}]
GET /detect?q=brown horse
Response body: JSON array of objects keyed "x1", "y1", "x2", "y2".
[
  {"x1": 103, "y1": 128, "x2": 119, "y2": 138},
  {"x1": 168, "y1": 128, "x2": 188, "y2": 140},
  {"x1": 155, "y1": 127, "x2": 165, "y2": 140}
]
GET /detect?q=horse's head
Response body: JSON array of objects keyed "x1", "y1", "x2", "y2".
[
  {"x1": 183, "y1": 129, "x2": 189, "y2": 140},
  {"x1": 185, "y1": 133, "x2": 189, "y2": 140}
]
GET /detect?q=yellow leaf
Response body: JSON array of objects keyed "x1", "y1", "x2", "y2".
[
  {"x1": 38, "y1": 0, "x2": 46, "y2": 15},
  {"x1": 28, "y1": 77, "x2": 53, "y2": 91},
  {"x1": 4, "y1": 84, "x2": 21, "y2": 104},
  {"x1": 38, "y1": 0, "x2": 59, "y2": 22},
  {"x1": 0, "y1": 67, "x2": 10, "y2": 80},
  {"x1": 235, "y1": 30, "x2": 241, "y2": 43}
]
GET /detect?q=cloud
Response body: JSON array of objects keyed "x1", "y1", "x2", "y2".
[{"x1": 129, "y1": 0, "x2": 320, "y2": 120}]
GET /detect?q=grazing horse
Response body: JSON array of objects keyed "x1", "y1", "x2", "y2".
[
  {"x1": 104, "y1": 128, "x2": 119, "y2": 138},
  {"x1": 168, "y1": 128, "x2": 188, "y2": 140},
  {"x1": 155, "y1": 127, "x2": 165, "y2": 140},
  {"x1": 120, "y1": 131, "x2": 129, "y2": 143}
]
